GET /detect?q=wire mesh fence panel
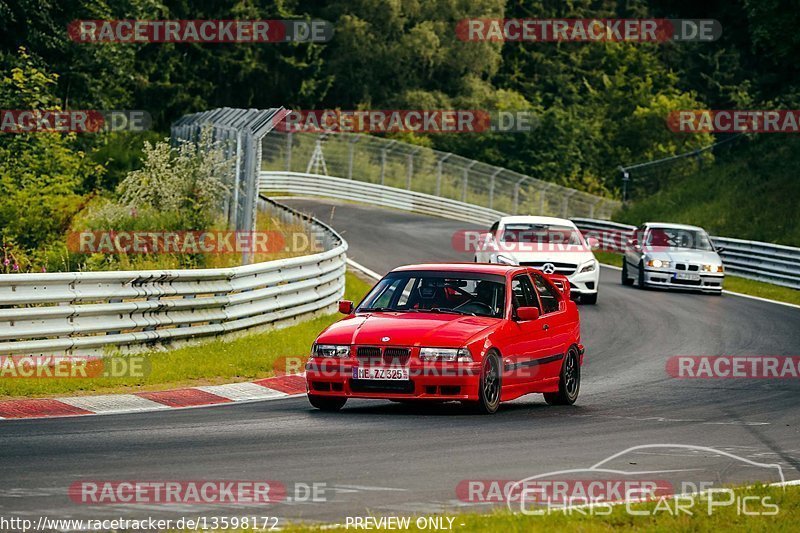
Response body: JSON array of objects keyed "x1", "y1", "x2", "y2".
[
  {"x1": 173, "y1": 108, "x2": 286, "y2": 234},
  {"x1": 262, "y1": 132, "x2": 621, "y2": 220}
]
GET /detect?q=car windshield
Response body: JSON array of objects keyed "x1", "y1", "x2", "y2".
[
  {"x1": 645, "y1": 228, "x2": 714, "y2": 251},
  {"x1": 499, "y1": 224, "x2": 583, "y2": 245},
  {"x1": 357, "y1": 271, "x2": 506, "y2": 318}
]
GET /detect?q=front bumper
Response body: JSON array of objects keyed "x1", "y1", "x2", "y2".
[
  {"x1": 305, "y1": 359, "x2": 482, "y2": 401},
  {"x1": 567, "y1": 268, "x2": 600, "y2": 295},
  {"x1": 643, "y1": 269, "x2": 724, "y2": 292}
]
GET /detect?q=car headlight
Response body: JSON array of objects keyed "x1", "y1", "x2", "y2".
[
  {"x1": 646, "y1": 259, "x2": 670, "y2": 268},
  {"x1": 495, "y1": 254, "x2": 517, "y2": 265},
  {"x1": 313, "y1": 344, "x2": 350, "y2": 358},
  {"x1": 419, "y1": 347, "x2": 473, "y2": 362},
  {"x1": 580, "y1": 260, "x2": 597, "y2": 273},
  {"x1": 702, "y1": 264, "x2": 724, "y2": 273}
]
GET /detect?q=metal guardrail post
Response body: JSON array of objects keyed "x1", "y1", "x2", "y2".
[
  {"x1": 347, "y1": 136, "x2": 359, "y2": 179},
  {"x1": 436, "y1": 153, "x2": 450, "y2": 197},
  {"x1": 462, "y1": 161, "x2": 476, "y2": 202},
  {"x1": 488, "y1": 168, "x2": 501, "y2": 210},
  {"x1": 562, "y1": 190, "x2": 577, "y2": 218},
  {"x1": 285, "y1": 131, "x2": 293, "y2": 171}
]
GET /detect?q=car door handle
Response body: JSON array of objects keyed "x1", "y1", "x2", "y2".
[{"x1": 542, "y1": 324, "x2": 550, "y2": 331}]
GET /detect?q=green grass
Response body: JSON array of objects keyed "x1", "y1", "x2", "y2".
[
  {"x1": 593, "y1": 250, "x2": 800, "y2": 305},
  {"x1": 615, "y1": 135, "x2": 800, "y2": 247},
  {"x1": 0, "y1": 272, "x2": 373, "y2": 399},
  {"x1": 723, "y1": 276, "x2": 800, "y2": 306}
]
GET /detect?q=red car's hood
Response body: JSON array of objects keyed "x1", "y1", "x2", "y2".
[{"x1": 316, "y1": 312, "x2": 499, "y2": 347}]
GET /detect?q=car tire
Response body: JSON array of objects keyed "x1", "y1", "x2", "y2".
[
  {"x1": 544, "y1": 347, "x2": 580, "y2": 406},
  {"x1": 621, "y1": 258, "x2": 634, "y2": 286},
  {"x1": 463, "y1": 351, "x2": 502, "y2": 414},
  {"x1": 637, "y1": 260, "x2": 648, "y2": 289},
  {"x1": 582, "y1": 293, "x2": 598, "y2": 305},
  {"x1": 308, "y1": 395, "x2": 347, "y2": 412}
]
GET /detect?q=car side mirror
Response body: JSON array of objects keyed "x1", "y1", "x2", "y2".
[
  {"x1": 516, "y1": 306, "x2": 540, "y2": 321},
  {"x1": 586, "y1": 236, "x2": 600, "y2": 249},
  {"x1": 715, "y1": 246, "x2": 725, "y2": 253},
  {"x1": 338, "y1": 300, "x2": 354, "y2": 314}
]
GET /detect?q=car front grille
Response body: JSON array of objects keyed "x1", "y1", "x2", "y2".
[
  {"x1": 519, "y1": 262, "x2": 578, "y2": 276},
  {"x1": 675, "y1": 263, "x2": 700, "y2": 272},
  {"x1": 383, "y1": 347, "x2": 411, "y2": 365},
  {"x1": 356, "y1": 346, "x2": 411, "y2": 366},
  {"x1": 356, "y1": 346, "x2": 382, "y2": 365}
]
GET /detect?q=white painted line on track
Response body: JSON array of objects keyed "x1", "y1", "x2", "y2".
[
  {"x1": 346, "y1": 258, "x2": 382, "y2": 280},
  {"x1": 720, "y1": 290, "x2": 800, "y2": 310},
  {"x1": 57, "y1": 394, "x2": 169, "y2": 414},
  {"x1": 599, "y1": 263, "x2": 800, "y2": 310},
  {"x1": 196, "y1": 382, "x2": 287, "y2": 401}
]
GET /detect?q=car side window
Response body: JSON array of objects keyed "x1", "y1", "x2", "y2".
[
  {"x1": 510, "y1": 275, "x2": 539, "y2": 312},
  {"x1": 532, "y1": 274, "x2": 560, "y2": 315}
]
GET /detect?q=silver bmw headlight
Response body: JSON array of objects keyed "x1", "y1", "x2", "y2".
[{"x1": 646, "y1": 259, "x2": 670, "y2": 268}]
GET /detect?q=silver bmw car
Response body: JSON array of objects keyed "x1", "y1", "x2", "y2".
[{"x1": 621, "y1": 223, "x2": 724, "y2": 294}]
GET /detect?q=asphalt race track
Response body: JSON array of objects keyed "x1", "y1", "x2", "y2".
[{"x1": 2, "y1": 198, "x2": 799, "y2": 524}]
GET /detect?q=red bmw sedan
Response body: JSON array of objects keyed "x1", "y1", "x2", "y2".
[{"x1": 305, "y1": 263, "x2": 584, "y2": 414}]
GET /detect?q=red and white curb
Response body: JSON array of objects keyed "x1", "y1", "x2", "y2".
[{"x1": 0, "y1": 374, "x2": 307, "y2": 420}]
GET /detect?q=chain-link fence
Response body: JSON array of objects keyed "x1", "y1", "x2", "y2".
[
  {"x1": 619, "y1": 134, "x2": 745, "y2": 202},
  {"x1": 262, "y1": 132, "x2": 621, "y2": 219},
  {"x1": 171, "y1": 108, "x2": 287, "y2": 240}
]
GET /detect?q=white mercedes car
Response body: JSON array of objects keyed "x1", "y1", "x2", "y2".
[
  {"x1": 473, "y1": 216, "x2": 600, "y2": 304},
  {"x1": 621, "y1": 222, "x2": 724, "y2": 294}
]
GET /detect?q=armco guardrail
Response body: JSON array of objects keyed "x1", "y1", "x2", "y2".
[
  {"x1": 572, "y1": 218, "x2": 800, "y2": 290},
  {"x1": 262, "y1": 172, "x2": 800, "y2": 290},
  {"x1": 0, "y1": 198, "x2": 347, "y2": 357},
  {"x1": 260, "y1": 171, "x2": 505, "y2": 226}
]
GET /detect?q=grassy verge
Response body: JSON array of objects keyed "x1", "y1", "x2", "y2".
[
  {"x1": 593, "y1": 250, "x2": 800, "y2": 306},
  {"x1": 0, "y1": 271, "x2": 373, "y2": 399},
  {"x1": 614, "y1": 135, "x2": 800, "y2": 247},
  {"x1": 275, "y1": 483, "x2": 799, "y2": 532}
]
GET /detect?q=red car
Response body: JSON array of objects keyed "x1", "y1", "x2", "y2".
[{"x1": 305, "y1": 263, "x2": 584, "y2": 414}]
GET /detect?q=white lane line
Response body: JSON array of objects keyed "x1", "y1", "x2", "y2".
[
  {"x1": 196, "y1": 382, "x2": 287, "y2": 401},
  {"x1": 599, "y1": 263, "x2": 800, "y2": 309},
  {"x1": 346, "y1": 258, "x2": 382, "y2": 280},
  {"x1": 57, "y1": 394, "x2": 169, "y2": 414},
  {"x1": 334, "y1": 485, "x2": 408, "y2": 492},
  {"x1": 721, "y1": 290, "x2": 800, "y2": 310}
]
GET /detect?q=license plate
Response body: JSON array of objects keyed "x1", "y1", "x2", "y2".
[
  {"x1": 353, "y1": 367, "x2": 409, "y2": 380},
  {"x1": 674, "y1": 272, "x2": 701, "y2": 281}
]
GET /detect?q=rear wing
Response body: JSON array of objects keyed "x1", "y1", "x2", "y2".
[{"x1": 544, "y1": 273, "x2": 571, "y2": 301}]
